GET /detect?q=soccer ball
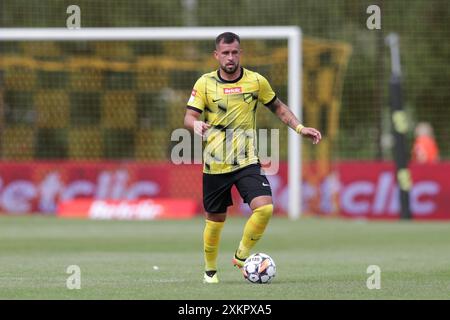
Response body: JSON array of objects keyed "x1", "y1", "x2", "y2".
[{"x1": 243, "y1": 253, "x2": 276, "y2": 284}]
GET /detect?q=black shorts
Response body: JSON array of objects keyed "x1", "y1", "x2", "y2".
[{"x1": 203, "y1": 163, "x2": 272, "y2": 213}]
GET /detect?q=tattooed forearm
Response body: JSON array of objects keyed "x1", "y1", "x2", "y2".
[{"x1": 267, "y1": 98, "x2": 300, "y2": 130}]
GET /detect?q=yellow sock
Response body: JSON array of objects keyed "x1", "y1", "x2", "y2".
[
  {"x1": 203, "y1": 219, "x2": 225, "y2": 271},
  {"x1": 236, "y1": 204, "x2": 273, "y2": 260}
]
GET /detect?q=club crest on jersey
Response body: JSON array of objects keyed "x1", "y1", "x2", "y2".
[{"x1": 223, "y1": 87, "x2": 242, "y2": 94}]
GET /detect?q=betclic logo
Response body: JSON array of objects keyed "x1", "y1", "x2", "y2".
[{"x1": 223, "y1": 87, "x2": 242, "y2": 94}]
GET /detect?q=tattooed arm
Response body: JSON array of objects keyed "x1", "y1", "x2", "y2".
[{"x1": 266, "y1": 98, "x2": 322, "y2": 144}]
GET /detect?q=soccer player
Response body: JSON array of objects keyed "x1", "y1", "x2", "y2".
[{"x1": 183, "y1": 32, "x2": 322, "y2": 283}]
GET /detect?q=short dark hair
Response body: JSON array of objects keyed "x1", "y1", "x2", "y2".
[{"x1": 215, "y1": 32, "x2": 240, "y2": 47}]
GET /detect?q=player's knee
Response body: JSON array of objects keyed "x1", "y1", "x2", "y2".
[
  {"x1": 206, "y1": 212, "x2": 227, "y2": 222},
  {"x1": 253, "y1": 204, "x2": 273, "y2": 221}
]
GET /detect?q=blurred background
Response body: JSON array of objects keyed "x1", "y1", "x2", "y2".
[{"x1": 0, "y1": 0, "x2": 449, "y2": 219}]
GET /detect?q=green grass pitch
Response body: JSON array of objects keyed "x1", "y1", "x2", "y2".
[{"x1": 0, "y1": 215, "x2": 449, "y2": 299}]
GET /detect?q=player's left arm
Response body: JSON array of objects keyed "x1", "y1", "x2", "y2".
[{"x1": 267, "y1": 98, "x2": 322, "y2": 145}]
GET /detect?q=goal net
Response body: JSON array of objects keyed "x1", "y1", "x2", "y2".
[{"x1": 0, "y1": 27, "x2": 350, "y2": 219}]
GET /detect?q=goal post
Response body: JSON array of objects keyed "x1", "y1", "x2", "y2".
[{"x1": 0, "y1": 26, "x2": 303, "y2": 220}]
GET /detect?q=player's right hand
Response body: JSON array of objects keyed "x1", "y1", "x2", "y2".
[{"x1": 194, "y1": 121, "x2": 211, "y2": 137}]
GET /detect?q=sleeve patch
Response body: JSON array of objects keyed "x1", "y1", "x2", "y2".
[{"x1": 188, "y1": 89, "x2": 197, "y2": 104}]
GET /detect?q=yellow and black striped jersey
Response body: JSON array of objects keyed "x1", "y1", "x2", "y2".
[{"x1": 187, "y1": 67, "x2": 276, "y2": 174}]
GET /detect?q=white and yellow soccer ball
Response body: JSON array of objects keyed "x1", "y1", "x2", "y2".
[{"x1": 243, "y1": 253, "x2": 276, "y2": 284}]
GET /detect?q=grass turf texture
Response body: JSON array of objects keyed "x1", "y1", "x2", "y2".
[{"x1": 0, "y1": 215, "x2": 449, "y2": 299}]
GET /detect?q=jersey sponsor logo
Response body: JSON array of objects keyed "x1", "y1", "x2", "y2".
[{"x1": 223, "y1": 87, "x2": 242, "y2": 94}]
